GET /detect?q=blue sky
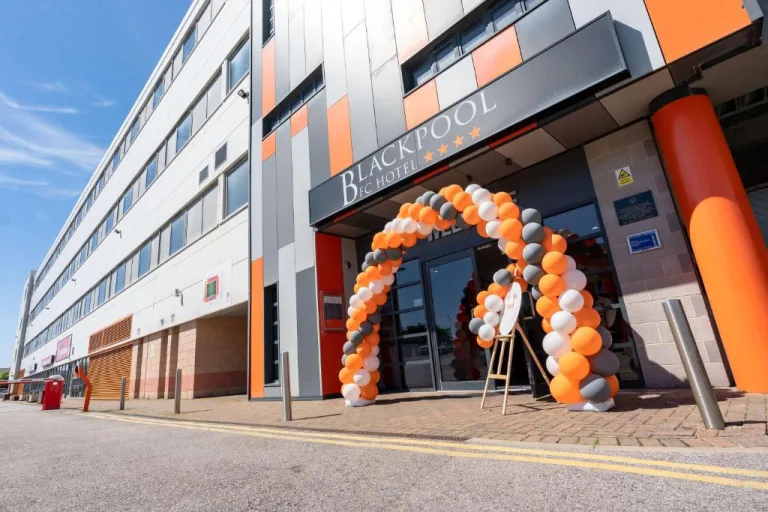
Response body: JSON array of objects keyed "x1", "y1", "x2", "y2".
[{"x1": 0, "y1": 0, "x2": 193, "y2": 366}]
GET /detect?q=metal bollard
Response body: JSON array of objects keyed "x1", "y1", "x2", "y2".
[
  {"x1": 662, "y1": 299, "x2": 725, "y2": 430},
  {"x1": 281, "y1": 352, "x2": 292, "y2": 422},
  {"x1": 174, "y1": 368, "x2": 182, "y2": 415},
  {"x1": 119, "y1": 377, "x2": 126, "y2": 411}
]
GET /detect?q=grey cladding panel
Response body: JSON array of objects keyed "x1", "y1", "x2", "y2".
[
  {"x1": 344, "y1": 23, "x2": 379, "y2": 161},
  {"x1": 275, "y1": 0, "x2": 291, "y2": 102},
  {"x1": 364, "y1": 0, "x2": 397, "y2": 73},
  {"x1": 516, "y1": 0, "x2": 576, "y2": 60},
  {"x1": 307, "y1": 89, "x2": 331, "y2": 187},
  {"x1": 276, "y1": 123, "x2": 295, "y2": 248},
  {"x1": 341, "y1": 0, "x2": 365, "y2": 35},
  {"x1": 423, "y1": 0, "x2": 464, "y2": 40},
  {"x1": 371, "y1": 57, "x2": 407, "y2": 145},
  {"x1": 304, "y1": 0, "x2": 324, "y2": 71},
  {"x1": 295, "y1": 267, "x2": 321, "y2": 396},
  {"x1": 262, "y1": 156, "x2": 279, "y2": 286},
  {"x1": 289, "y1": 8, "x2": 306, "y2": 90},
  {"x1": 251, "y1": 0, "x2": 263, "y2": 122},
  {"x1": 321, "y1": 0, "x2": 347, "y2": 106}
]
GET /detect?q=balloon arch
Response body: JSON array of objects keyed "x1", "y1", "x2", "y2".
[{"x1": 339, "y1": 183, "x2": 620, "y2": 411}]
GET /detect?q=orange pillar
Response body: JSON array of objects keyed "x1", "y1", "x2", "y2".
[{"x1": 651, "y1": 88, "x2": 768, "y2": 393}]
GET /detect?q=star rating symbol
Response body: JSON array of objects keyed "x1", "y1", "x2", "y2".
[
  {"x1": 470, "y1": 126, "x2": 481, "y2": 139},
  {"x1": 424, "y1": 150, "x2": 434, "y2": 163},
  {"x1": 438, "y1": 143, "x2": 448, "y2": 155},
  {"x1": 453, "y1": 134, "x2": 464, "y2": 147}
]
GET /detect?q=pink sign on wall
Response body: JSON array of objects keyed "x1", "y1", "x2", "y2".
[{"x1": 55, "y1": 335, "x2": 72, "y2": 362}]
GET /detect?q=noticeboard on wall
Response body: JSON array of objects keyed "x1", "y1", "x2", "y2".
[
  {"x1": 614, "y1": 190, "x2": 658, "y2": 226},
  {"x1": 321, "y1": 292, "x2": 345, "y2": 332}
]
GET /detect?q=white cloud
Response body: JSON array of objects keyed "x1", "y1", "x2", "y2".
[
  {"x1": 91, "y1": 97, "x2": 116, "y2": 108},
  {"x1": 0, "y1": 173, "x2": 79, "y2": 198},
  {"x1": 0, "y1": 147, "x2": 53, "y2": 167},
  {"x1": 31, "y1": 81, "x2": 70, "y2": 94},
  {"x1": 0, "y1": 91, "x2": 78, "y2": 114}
]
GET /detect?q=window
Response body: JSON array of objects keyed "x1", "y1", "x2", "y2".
[
  {"x1": 114, "y1": 264, "x2": 126, "y2": 294},
  {"x1": 138, "y1": 242, "x2": 151, "y2": 277},
  {"x1": 182, "y1": 26, "x2": 197, "y2": 63},
  {"x1": 170, "y1": 213, "x2": 186, "y2": 255},
  {"x1": 491, "y1": 0, "x2": 524, "y2": 30},
  {"x1": 435, "y1": 42, "x2": 458, "y2": 71},
  {"x1": 105, "y1": 209, "x2": 115, "y2": 233},
  {"x1": 263, "y1": 0, "x2": 275, "y2": 43},
  {"x1": 228, "y1": 40, "x2": 250, "y2": 90},
  {"x1": 130, "y1": 119, "x2": 139, "y2": 143},
  {"x1": 159, "y1": 225, "x2": 171, "y2": 263},
  {"x1": 152, "y1": 81, "x2": 164, "y2": 108},
  {"x1": 112, "y1": 150, "x2": 120, "y2": 171},
  {"x1": 90, "y1": 232, "x2": 98, "y2": 253},
  {"x1": 97, "y1": 173, "x2": 105, "y2": 193},
  {"x1": 122, "y1": 187, "x2": 133, "y2": 214},
  {"x1": 176, "y1": 113, "x2": 191, "y2": 152},
  {"x1": 460, "y1": 19, "x2": 489, "y2": 53},
  {"x1": 263, "y1": 68, "x2": 324, "y2": 134},
  {"x1": 264, "y1": 284, "x2": 279, "y2": 383},
  {"x1": 225, "y1": 160, "x2": 248, "y2": 216},
  {"x1": 145, "y1": 156, "x2": 158, "y2": 187},
  {"x1": 97, "y1": 278, "x2": 108, "y2": 306},
  {"x1": 202, "y1": 184, "x2": 218, "y2": 233}
]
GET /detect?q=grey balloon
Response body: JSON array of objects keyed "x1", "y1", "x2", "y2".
[
  {"x1": 341, "y1": 355, "x2": 347, "y2": 367},
  {"x1": 522, "y1": 223, "x2": 545, "y2": 244},
  {"x1": 455, "y1": 215, "x2": 470, "y2": 230},
  {"x1": 469, "y1": 317, "x2": 484, "y2": 335},
  {"x1": 429, "y1": 193, "x2": 447, "y2": 210},
  {"x1": 439, "y1": 201, "x2": 458, "y2": 220},
  {"x1": 531, "y1": 286, "x2": 543, "y2": 301},
  {"x1": 597, "y1": 326, "x2": 613, "y2": 349},
  {"x1": 421, "y1": 191, "x2": 435, "y2": 206},
  {"x1": 365, "y1": 252, "x2": 376, "y2": 266},
  {"x1": 360, "y1": 321, "x2": 374, "y2": 335},
  {"x1": 361, "y1": 262, "x2": 370, "y2": 272},
  {"x1": 493, "y1": 269, "x2": 513, "y2": 286},
  {"x1": 368, "y1": 312, "x2": 382, "y2": 325},
  {"x1": 521, "y1": 208, "x2": 542, "y2": 225},
  {"x1": 579, "y1": 374, "x2": 612, "y2": 403},
  {"x1": 343, "y1": 341, "x2": 356, "y2": 355},
  {"x1": 349, "y1": 331, "x2": 364, "y2": 346},
  {"x1": 522, "y1": 243, "x2": 545, "y2": 265},
  {"x1": 373, "y1": 249, "x2": 388, "y2": 263},
  {"x1": 386, "y1": 248, "x2": 402, "y2": 260},
  {"x1": 522, "y1": 264, "x2": 544, "y2": 286},
  {"x1": 588, "y1": 349, "x2": 620, "y2": 377}
]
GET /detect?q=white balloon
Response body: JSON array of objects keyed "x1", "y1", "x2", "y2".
[
  {"x1": 563, "y1": 269, "x2": 587, "y2": 291},
  {"x1": 363, "y1": 356, "x2": 380, "y2": 371},
  {"x1": 479, "y1": 202, "x2": 499, "y2": 222},
  {"x1": 472, "y1": 188, "x2": 492, "y2": 205},
  {"x1": 417, "y1": 222, "x2": 433, "y2": 236},
  {"x1": 551, "y1": 310, "x2": 577, "y2": 335},
  {"x1": 483, "y1": 311, "x2": 500, "y2": 327},
  {"x1": 384, "y1": 222, "x2": 393, "y2": 233},
  {"x1": 559, "y1": 289, "x2": 585, "y2": 313},
  {"x1": 353, "y1": 369, "x2": 371, "y2": 386},
  {"x1": 382, "y1": 274, "x2": 395, "y2": 286},
  {"x1": 486, "y1": 221, "x2": 501, "y2": 239},
  {"x1": 478, "y1": 324, "x2": 496, "y2": 342},
  {"x1": 565, "y1": 255, "x2": 577, "y2": 271},
  {"x1": 484, "y1": 294, "x2": 504, "y2": 313},
  {"x1": 371, "y1": 345, "x2": 380, "y2": 357},
  {"x1": 465, "y1": 183, "x2": 481, "y2": 194},
  {"x1": 497, "y1": 237, "x2": 508, "y2": 253},
  {"x1": 358, "y1": 287, "x2": 373, "y2": 302},
  {"x1": 543, "y1": 331, "x2": 572, "y2": 358},
  {"x1": 392, "y1": 218, "x2": 404, "y2": 233},
  {"x1": 350, "y1": 295, "x2": 364, "y2": 309},
  {"x1": 369, "y1": 280, "x2": 384, "y2": 294},
  {"x1": 546, "y1": 356, "x2": 560, "y2": 376},
  {"x1": 341, "y1": 383, "x2": 360, "y2": 400},
  {"x1": 348, "y1": 306, "x2": 357, "y2": 317},
  {"x1": 402, "y1": 218, "x2": 417, "y2": 233}
]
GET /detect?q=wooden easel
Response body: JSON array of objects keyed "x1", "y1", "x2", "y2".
[{"x1": 480, "y1": 323, "x2": 551, "y2": 415}]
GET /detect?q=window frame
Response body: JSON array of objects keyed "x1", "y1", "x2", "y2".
[
  {"x1": 228, "y1": 38, "x2": 250, "y2": 91},
  {"x1": 182, "y1": 26, "x2": 197, "y2": 63},
  {"x1": 224, "y1": 159, "x2": 249, "y2": 217}
]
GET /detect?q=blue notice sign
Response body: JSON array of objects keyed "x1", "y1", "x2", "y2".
[{"x1": 627, "y1": 229, "x2": 662, "y2": 255}]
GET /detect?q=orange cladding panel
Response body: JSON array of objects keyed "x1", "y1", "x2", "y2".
[
  {"x1": 644, "y1": 0, "x2": 751, "y2": 63},
  {"x1": 262, "y1": 40, "x2": 276, "y2": 116},
  {"x1": 404, "y1": 80, "x2": 439, "y2": 130},
  {"x1": 472, "y1": 25, "x2": 523, "y2": 87},
  {"x1": 327, "y1": 96, "x2": 354, "y2": 176},
  {"x1": 651, "y1": 92, "x2": 768, "y2": 393},
  {"x1": 262, "y1": 132, "x2": 276, "y2": 161},
  {"x1": 249, "y1": 258, "x2": 265, "y2": 398},
  {"x1": 315, "y1": 233, "x2": 347, "y2": 396},
  {"x1": 290, "y1": 104, "x2": 308, "y2": 136}
]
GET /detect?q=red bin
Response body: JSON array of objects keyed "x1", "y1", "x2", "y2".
[{"x1": 41, "y1": 379, "x2": 63, "y2": 411}]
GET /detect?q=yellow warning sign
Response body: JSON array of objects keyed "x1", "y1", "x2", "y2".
[{"x1": 615, "y1": 167, "x2": 633, "y2": 187}]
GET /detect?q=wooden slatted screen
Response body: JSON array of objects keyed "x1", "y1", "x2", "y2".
[
  {"x1": 89, "y1": 316, "x2": 132, "y2": 353},
  {"x1": 89, "y1": 345, "x2": 132, "y2": 400}
]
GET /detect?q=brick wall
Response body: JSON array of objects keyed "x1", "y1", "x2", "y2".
[
  {"x1": 584, "y1": 121, "x2": 730, "y2": 387},
  {"x1": 194, "y1": 315, "x2": 248, "y2": 398}
]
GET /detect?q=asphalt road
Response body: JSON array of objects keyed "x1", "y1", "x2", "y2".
[{"x1": 2, "y1": 401, "x2": 768, "y2": 511}]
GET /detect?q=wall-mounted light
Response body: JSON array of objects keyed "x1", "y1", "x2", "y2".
[
  {"x1": 114, "y1": 229, "x2": 122, "y2": 238},
  {"x1": 71, "y1": 278, "x2": 76, "y2": 284},
  {"x1": 237, "y1": 89, "x2": 249, "y2": 102}
]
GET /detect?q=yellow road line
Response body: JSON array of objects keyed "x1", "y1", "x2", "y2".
[{"x1": 85, "y1": 413, "x2": 768, "y2": 491}]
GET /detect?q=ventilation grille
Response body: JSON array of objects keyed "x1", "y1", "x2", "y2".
[
  {"x1": 198, "y1": 166, "x2": 209, "y2": 184},
  {"x1": 88, "y1": 315, "x2": 133, "y2": 353},
  {"x1": 215, "y1": 143, "x2": 227, "y2": 169}
]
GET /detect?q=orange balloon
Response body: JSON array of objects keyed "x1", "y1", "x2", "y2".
[
  {"x1": 365, "y1": 301, "x2": 377, "y2": 315},
  {"x1": 379, "y1": 262, "x2": 392, "y2": 276},
  {"x1": 369, "y1": 370, "x2": 381, "y2": 385},
  {"x1": 535, "y1": 295, "x2": 560, "y2": 319},
  {"x1": 350, "y1": 308, "x2": 367, "y2": 322},
  {"x1": 574, "y1": 308, "x2": 601, "y2": 329},
  {"x1": 346, "y1": 318, "x2": 361, "y2": 332},
  {"x1": 551, "y1": 234, "x2": 567, "y2": 253},
  {"x1": 382, "y1": 285, "x2": 392, "y2": 294},
  {"x1": 476, "y1": 220, "x2": 489, "y2": 238},
  {"x1": 453, "y1": 191, "x2": 473, "y2": 212},
  {"x1": 401, "y1": 232, "x2": 417, "y2": 248},
  {"x1": 542, "y1": 251, "x2": 568, "y2": 275},
  {"x1": 558, "y1": 352, "x2": 590, "y2": 381},
  {"x1": 364, "y1": 332, "x2": 380, "y2": 346},
  {"x1": 356, "y1": 342, "x2": 372, "y2": 359},
  {"x1": 366, "y1": 265, "x2": 381, "y2": 281},
  {"x1": 477, "y1": 338, "x2": 494, "y2": 349},
  {"x1": 339, "y1": 367, "x2": 354, "y2": 384},
  {"x1": 538, "y1": 273, "x2": 565, "y2": 298},
  {"x1": 580, "y1": 290, "x2": 594, "y2": 309},
  {"x1": 493, "y1": 192, "x2": 512, "y2": 207},
  {"x1": 477, "y1": 291, "x2": 490, "y2": 306},
  {"x1": 498, "y1": 202, "x2": 520, "y2": 220},
  {"x1": 444, "y1": 184, "x2": 463, "y2": 202},
  {"x1": 506, "y1": 263, "x2": 517, "y2": 275},
  {"x1": 360, "y1": 383, "x2": 379, "y2": 400},
  {"x1": 488, "y1": 283, "x2": 507, "y2": 296},
  {"x1": 373, "y1": 323, "x2": 381, "y2": 333},
  {"x1": 385, "y1": 232, "x2": 402, "y2": 248},
  {"x1": 408, "y1": 203, "x2": 424, "y2": 220},
  {"x1": 398, "y1": 203, "x2": 411, "y2": 219},
  {"x1": 606, "y1": 375, "x2": 619, "y2": 398},
  {"x1": 549, "y1": 374, "x2": 583, "y2": 404},
  {"x1": 474, "y1": 305, "x2": 488, "y2": 319},
  {"x1": 419, "y1": 207, "x2": 438, "y2": 224},
  {"x1": 516, "y1": 277, "x2": 529, "y2": 292},
  {"x1": 543, "y1": 226, "x2": 553, "y2": 238},
  {"x1": 505, "y1": 240, "x2": 525, "y2": 260},
  {"x1": 345, "y1": 354, "x2": 363, "y2": 371},
  {"x1": 542, "y1": 317, "x2": 553, "y2": 333},
  {"x1": 372, "y1": 232, "x2": 387, "y2": 250},
  {"x1": 373, "y1": 293, "x2": 387, "y2": 306},
  {"x1": 354, "y1": 284, "x2": 361, "y2": 294},
  {"x1": 438, "y1": 187, "x2": 448, "y2": 197},
  {"x1": 462, "y1": 205, "x2": 481, "y2": 225},
  {"x1": 499, "y1": 219, "x2": 523, "y2": 241},
  {"x1": 570, "y1": 326, "x2": 602, "y2": 356},
  {"x1": 435, "y1": 217, "x2": 452, "y2": 231},
  {"x1": 515, "y1": 257, "x2": 528, "y2": 273},
  {"x1": 355, "y1": 273, "x2": 367, "y2": 285}
]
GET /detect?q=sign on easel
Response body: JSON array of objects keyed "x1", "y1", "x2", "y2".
[{"x1": 498, "y1": 282, "x2": 523, "y2": 335}]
